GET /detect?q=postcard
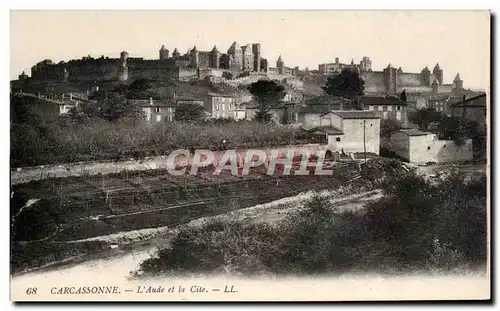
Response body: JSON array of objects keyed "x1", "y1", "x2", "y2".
[{"x1": 9, "y1": 10, "x2": 490, "y2": 302}]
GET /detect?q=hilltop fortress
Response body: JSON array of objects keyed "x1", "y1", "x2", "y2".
[
  {"x1": 22, "y1": 42, "x2": 298, "y2": 86},
  {"x1": 319, "y1": 57, "x2": 465, "y2": 96}
]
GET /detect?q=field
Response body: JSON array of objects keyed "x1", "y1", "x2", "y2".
[{"x1": 11, "y1": 163, "x2": 359, "y2": 274}]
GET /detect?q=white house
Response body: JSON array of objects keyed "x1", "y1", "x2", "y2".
[
  {"x1": 304, "y1": 110, "x2": 381, "y2": 155},
  {"x1": 388, "y1": 129, "x2": 473, "y2": 164}
]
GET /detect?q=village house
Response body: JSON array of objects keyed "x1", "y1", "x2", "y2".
[
  {"x1": 303, "y1": 110, "x2": 381, "y2": 155},
  {"x1": 134, "y1": 98, "x2": 176, "y2": 124},
  {"x1": 362, "y1": 95, "x2": 408, "y2": 127},
  {"x1": 205, "y1": 93, "x2": 243, "y2": 119},
  {"x1": 451, "y1": 93, "x2": 487, "y2": 128},
  {"x1": 387, "y1": 129, "x2": 473, "y2": 164},
  {"x1": 175, "y1": 96, "x2": 204, "y2": 106},
  {"x1": 293, "y1": 95, "x2": 353, "y2": 126}
]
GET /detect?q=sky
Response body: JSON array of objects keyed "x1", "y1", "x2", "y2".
[{"x1": 10, "y1": 10, "x2": 490, "y2": 89}]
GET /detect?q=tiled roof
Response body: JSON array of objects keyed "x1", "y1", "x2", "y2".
[
  {"x1": 301, "y1": 126, "x2": 344, "y2": 135},
  {"x1": 397, "y1": 129, "x2": 430, "y2": 136},
  {"x1": 362, "y1": 96, "x2": 406, "y2": 106},
  {"x1": 329, "y1": 110, "x2": 381, "y2": 119},
  {"x1": 451, "y1": 93, "x2": 487, "y2": 107}
]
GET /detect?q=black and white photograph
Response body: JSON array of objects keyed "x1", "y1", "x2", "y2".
[{"x1": 9, "y1": 9, "x2": 490, "y2": 301}]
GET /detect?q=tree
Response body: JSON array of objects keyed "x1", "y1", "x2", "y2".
[
  {"x1": 381, "y1": 118, "x2": 403, "y2": 137},
  {"x1": 408, "y1": 108, "x2": 442, "y2": 130},
  {"x1": 73, "y1": 92, "x2": 144, "y2": 122},
  {"x1": 247, "y1": 80, "x2": 286, "y2": 122},
  {"x1": 174, "y1": 103, "x2": 205, "y2": 122},
  {"x1": 322, "y1": 68, "x2": 365, "y2": 109}
]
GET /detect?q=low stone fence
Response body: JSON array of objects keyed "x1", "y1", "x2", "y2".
[{"x1": 11, "y1": 144, "x2": 329, "y2": 185}]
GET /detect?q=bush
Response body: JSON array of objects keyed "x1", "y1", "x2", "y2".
[{"x1": 134, "y1": 170, "x2": 487, "y2": 277}]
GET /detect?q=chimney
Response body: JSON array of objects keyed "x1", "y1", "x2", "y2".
[{"x1": 149, "y1": 97, "x2": 153, "y2": 105}]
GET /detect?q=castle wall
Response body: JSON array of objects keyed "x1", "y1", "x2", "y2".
[
  {"x1": 397, "y1": 72, "x2": 421, "y2": 86},
  {"x1": 361, "y1": 71, "x2": 385, "y2": 93},
  {"x1": 396, "y1": 86, "x2": 433, "y2": 93},
  {"x1": 198, "y1": 52, "x2": 211, "y2": 68}
]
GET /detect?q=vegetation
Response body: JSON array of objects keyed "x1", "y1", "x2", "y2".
[
  {"x1": 135, "y1": 166, "x2": 487, "y2": 277},
  {"x1": 174, "y1": 103, "x2": 205, "y2": 122},
  {"x1": 380, "y1": 118, "x2": 403, "y2": 138},
  {"x1": 322, "y1": 68, "x2": 365, "y2": 110},
  {"x1": 11, "y1": 112, "x2": 312, "y2": 167},
  {"x1": 247, "y1": 80, "x2": 286, "y2": 122},
  {"x1": 409, "y1": 108, "x2": 483, "y2": 146}
]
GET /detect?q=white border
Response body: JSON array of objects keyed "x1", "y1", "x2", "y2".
[{"x1": 3, "y1": 1, "x2": 497, "y2": 310}]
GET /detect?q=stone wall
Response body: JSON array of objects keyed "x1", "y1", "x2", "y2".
[{"x1": 11, "y1": 144, "x2": 329, "y2": 185}]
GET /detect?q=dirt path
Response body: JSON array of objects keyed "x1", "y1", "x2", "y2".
[{"x1": 11, "y1": 188, "x2": 382, "y2": 284}]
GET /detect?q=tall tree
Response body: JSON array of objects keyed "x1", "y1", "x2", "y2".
[
  {"x1": 322, "y1": 68, "x2": 365, "y2": 110},
  {"x1": 247, "y1": 80, "x2": 286, "y2": 122}
]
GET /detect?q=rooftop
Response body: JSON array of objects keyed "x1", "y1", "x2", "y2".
[
  {"x1": 362, "y1": 95, "x2": 406, "y2": 106},
  {"x1": 397, "y1": 129, "x2": 432, "y2": 136},
  {"x1": 451, "y1": 93, "x2": 487, "y2": 107},
  {"x1": 304, "y1": 126, "x2": 344, "y2": 135},
  {"x1": 329, "y1": 110, "x2": 381, "y2": 119}
]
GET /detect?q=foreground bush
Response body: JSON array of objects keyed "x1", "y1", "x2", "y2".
[{"x1": 135, "y1": 171, "x2": 487, "y2": 277}]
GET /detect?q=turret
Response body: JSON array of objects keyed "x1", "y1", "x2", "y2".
[
  {"x1": 172, "y1": 48, "x2": 180, "y2": 59},
  {"x1": 453, "y1": 73, "x2": 463, "y2": 89},
  {"x1": 210, "y1": 45, "x2": 220, "y2": 69},
  {"x1": 118, "y1": 51, "x2": 129, "y2": 83},
  {"x1": 252, "y1": 43, "x2": 261, "y2": 72},
  {"x1": 432, "y1": 78, "x2": 439, "y2": 93},
  {"x1": 420, "y1": 66, "x2": 431, "y2": 86},
  {"x1": 433, "y1": 63, "x2": 443, "y2": 85},
  {"x1": 190, "y1": 46, "x2": 199, "y2": 68},
  {"x1": 277, "y1": 55, "x2": 284, "y2": 75},
  {"x1": 159, "y1": 45, "x2": 169, "y2": 61}
]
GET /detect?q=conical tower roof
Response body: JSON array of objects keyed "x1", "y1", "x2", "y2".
[
  {"x1": 277, "y1": 55, "x2": 283, "y2": 63},
  {"x1": 211, "y1": 45, "x2": 218, "y2": 52},
  {"x1": 173, "y1": 48, "x2": 179, "y2": 54},
  {"x1": 160, "y1": 44, "x2": 166, "y2": 50},
  {"x1": 433, "y1": 63, "x2": 440, "y2": 71},
  {"x1": 454, "y1": 72, "x2": 461, "y2": 81},
  {"x1": 227, "y1": 41, "x2": 240, "y2": 54},
  {"x1": 191, "y1": 45, "x2": 198, "y2": 52}
]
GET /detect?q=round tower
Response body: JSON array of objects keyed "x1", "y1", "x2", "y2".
[
  {"x1": 190, "y1": 46, "x2": 199, "y2": 68},
  {"x1": 420, "y1": 66, "x2": 431, "y2": 86},
  {"x1": 210, "y1": 45, "x2": 220, "y2": 69},
  {"x1": 159, "y1": 45, "x2": 169, "y2": 61},
  {"x1": 433, "y1": 63, "x2": 443, "y2": 85},
  {"x1": 118, "y1": 51, "x2": 129, "y2": 83},
  {"x1": 453, "y1": 73, "x2": 463, "y2": 89},
  {"x1": 432, "y1": 78, "x2": 439, "y2": 93},
  {"x1": 172, "y1": 48, "x2": 180, "y2": 59},
  {"x1": 277, "y1": 55, "x2": 284, "y2": 75}
]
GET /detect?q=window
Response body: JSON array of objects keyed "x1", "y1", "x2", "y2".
[
  {"x1": 387, "y1": 106, "x2": 393, "y2": 111},
  {"x1": 368, "y1": 106, "x2": 374, "y2": 111},
  {"x1": 336, "y1": 137, "x2": 341, "y2": 142},
  {"x1": 155, "y1": 107, "x2": 161, "y2": 113},
  {"x1": 397, "y1": 106, "x2": 401, "y2": 111}
]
